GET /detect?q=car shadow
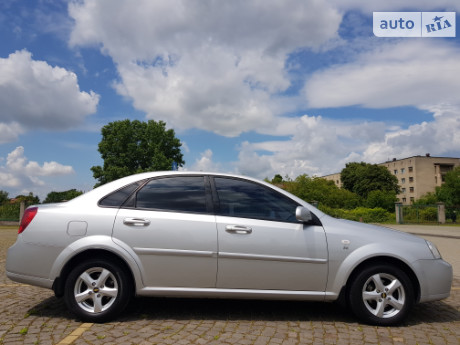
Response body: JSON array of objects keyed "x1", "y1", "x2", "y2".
[{"x1": 27, "y1": 296, "x2": 460, "y2": 326}]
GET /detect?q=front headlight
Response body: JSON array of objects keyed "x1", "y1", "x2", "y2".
[{"x1": 426, "y1": 240, "x2": 442, "y2": 259}]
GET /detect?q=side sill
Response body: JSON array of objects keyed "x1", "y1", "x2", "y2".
[{"x1": 137, "y1": 287, "x2": 338, "y2": 301}]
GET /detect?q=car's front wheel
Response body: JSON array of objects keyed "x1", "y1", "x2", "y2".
[
  {"x1": 348, "y1": 264, "x2": 414, "y2": 326},
  {"x1": 64, "y1": 259, "x2": 132, "y2": 322}
]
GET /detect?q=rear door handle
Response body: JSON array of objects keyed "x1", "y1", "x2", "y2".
[
  {"x1": 123, "y1": 218, "x2": 151, "y2": 226},
  {"x1": 225, "y1": 225, "x2": 252, "y2": 234}
]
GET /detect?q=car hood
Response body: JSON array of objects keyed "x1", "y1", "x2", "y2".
[{"x1": 320, "y1": 215, "x2": 427, "y2": 245}]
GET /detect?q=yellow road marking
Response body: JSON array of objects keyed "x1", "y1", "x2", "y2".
[{"x1": 56, "y1": 323, "x2": 93, "y2": 345}]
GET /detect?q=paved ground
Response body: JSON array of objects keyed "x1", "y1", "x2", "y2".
[{"x1": 1, "y1": 225, "x2": 459, "y2": 345}]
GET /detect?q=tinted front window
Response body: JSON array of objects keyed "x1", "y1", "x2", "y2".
[
  {"x1": 214, "y1": 177, "x2": 298, "y2": 222},
  {"x1": 136, "y1": 176, "x2": 207, "y2": 213}
]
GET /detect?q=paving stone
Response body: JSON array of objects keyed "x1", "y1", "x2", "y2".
[{"x1": 1, "y1": 227, "x2": 460, "y2": 345}]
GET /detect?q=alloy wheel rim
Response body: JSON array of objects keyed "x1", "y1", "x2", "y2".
[
  {"x1": 74, "y1": 267, "x2": 119, "y2": 314},
  {"x1": 362, "y1": 273, "x2": 405, "y2": 319}
]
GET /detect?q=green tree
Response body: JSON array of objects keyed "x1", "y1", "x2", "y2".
[
  {"x1": 14, "y1": 192, "x2": 40, "y2": 205},
  {"x1": 436, "y1": 166, "x2": 460, "y2": 206},
  {"x1": 271, "y1": 174, "x2": 284, "y2": 184},
  {"x1": 341, "y1": 162, "x2": 400, "y2": 198},
  {"x1": 91, "y1": 119, "x2": 184, "y2": 187},
  {"x1": 43, "y1": 189, "x2": 84, "y2": 203},
  {"x1": 0, "y1": 190, "x2": 8, "y2": 205},
  {"x1": 285, "y1": 175, "x2": 361, "y2": 209},
  {"x1": 365, "y1": 190, "x2": 398, "y2": 212},
  {"x1": 412, "y1": 192, "x2": 438, "y2": 205}
]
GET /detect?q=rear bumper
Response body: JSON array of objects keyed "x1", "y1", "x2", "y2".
[
  {"x1": 6, "y1": 238, "x2": 57, "y2": 290},
  {"x1": 6, "y1": 271, "x2": 53, "y2": 289}
]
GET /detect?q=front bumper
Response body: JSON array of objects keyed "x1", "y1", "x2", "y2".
[{"x1": 414, "y1": 258, "x2": 453, "y2": 302}]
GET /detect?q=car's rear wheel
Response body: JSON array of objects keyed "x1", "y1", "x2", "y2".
[
  {"x1": 348, "y1": 264, "x2": 414, "y2": 326},
  {"x1": 64, "y1": 259, "x2": 132, "y2": 322}
]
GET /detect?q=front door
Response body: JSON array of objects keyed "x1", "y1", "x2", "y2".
[{"x1": 212, "y1": 177, "x2": 328, "y2": 292}]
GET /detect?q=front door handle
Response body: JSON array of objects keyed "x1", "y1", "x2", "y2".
[
  {"x1": 123, "y1": 218, "x2": 151, "y2": 226},
  {"x1": 225, "y1": 225, "x2": 252, "y2": 234}
]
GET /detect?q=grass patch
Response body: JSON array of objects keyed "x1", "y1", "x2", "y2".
[{"x1": 0, "y1": 226, "x2": 18, "y2": 230}]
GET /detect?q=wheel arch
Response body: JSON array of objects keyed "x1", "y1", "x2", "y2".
[
  {"x1": 341, "y1": 256, "x2": 421, "y2": 304},
  {"x1": 53, "y1": 249, "x2": 135, "y2": 298}
]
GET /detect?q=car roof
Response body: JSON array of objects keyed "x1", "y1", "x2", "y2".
[
  {"x1": 65, "y1": 171, "x2": 325, "y2": 218},
  {"x1": 68, "y1": 171, "x2": 261, "y2": 204}
]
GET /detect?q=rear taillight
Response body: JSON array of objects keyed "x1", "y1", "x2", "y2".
[{"x1": 18, "y1": 207, "x2": 38, "y2": 234}]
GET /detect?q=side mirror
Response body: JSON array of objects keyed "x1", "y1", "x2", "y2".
[{"x1": 296, "y1": 206, "x2": 312, "y2": 223}]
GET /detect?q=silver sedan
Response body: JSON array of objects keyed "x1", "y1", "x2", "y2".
[{"x1": 6, "y1": 172, "x2": 452, "y2": 325}]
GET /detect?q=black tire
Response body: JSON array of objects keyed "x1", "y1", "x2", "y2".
[
  {"x1": 348, "y1": 264, "x2": 414, "y2": 326},
  {"x1": 64, "y1": 258, "x2": 132, "y2": 322}
]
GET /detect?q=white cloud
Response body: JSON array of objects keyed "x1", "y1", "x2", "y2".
[
  {"x1": 0, "y1": 122, "x2": 24, "y2": 144},
  {"x1": 0, "y1": 50, "x2": 99, "y2": 142},
  {"x1": 330, "y1": 0, "x2": 460, "y2": 12},
  {"x1": 235, "y1": 105, "x2": 460, "y2": 179},
  {"x1": 69, "y1": 0, "x2": 341, "y2": 62},
  {"x1": 290, "y1": 39, "x2": 460, "y2": 173},
  {"x1": 0, "y1": 146, "x2": 75, "y2": 193},
  {"x1": 0, "y1": 171, "x2": 21, "y2": 188},
  {"x1": 69, "y1": 0, "x2": 341, "y2": 136},
  {"x1": 236, "y1": 115, "x2": 388, "y2": 179},
  {"x1": 66, "y1": 0, "x2": 460, "y2": 182},
  {"x1": 188, "y1": 149, "x2": 223, "y2": 172},
  {"x1": 362, "y1": 105, "x2": 460, "y2": 163},
  {"x1": 112, "y1": 54, "x2": 277, "y2": 136},
  {"x1": 305, "y1": 40, "x2": 460, "y2": 109}
]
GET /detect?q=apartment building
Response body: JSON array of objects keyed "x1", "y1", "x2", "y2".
[{"x1": 323, "y1": 154, "x2": 460, "y2": 204}]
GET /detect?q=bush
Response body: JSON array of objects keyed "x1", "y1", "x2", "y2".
[
  {"x1": 419, "y1": 207, "x2": 437, "y2": 222},
  {"x1": 365, "y1": 190, "x2": 397, "y2": 212},
  {"x1": 283, "y1": 175, "x2": 361, "y2": 209},
  {"x1": 403, "y1": 206, "x2": 437, "y2": 223},
  {"x1": 319, "y1": 205, "x2": 393, "y2": 223},
  {"x1": 0, "y1": 203, "x2": 21, "y2": 221},
  {"x1": 350, "y1": 207, "x2": 393, "y2": 223}
]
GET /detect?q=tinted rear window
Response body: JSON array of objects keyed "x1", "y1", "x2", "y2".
[
  {"x1": 99, "y1": 181, "x2": 144, "y2": 207},
  {"x1": 136, "y1": 176, "x2": 207, "y2": 213}
]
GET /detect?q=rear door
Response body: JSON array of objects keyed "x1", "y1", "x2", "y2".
[
  {"x1": 112, "y1": 175, "x2": 218, "y2": 288},
  {"x1": 212, "y1": 177, "x2": 328, "y2": 292}
]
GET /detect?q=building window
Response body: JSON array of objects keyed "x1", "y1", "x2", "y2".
[
  {"x1": 408, "y1": 166, "x2": 413, "y2": 172},
  {"x1": 401, "y1": 178, "x2": 406, "y2": 184},
  {"x1": 394, "y1": 170, "x2": 398, "y2": 174},
  {"x1": 410, "y1": 197, "x2": 415, "y2": 203},
  {"x1": 401, "y1": 188, "x2": 406, "y2": 193},
  {"x1": 409, "y1": 187, "x2": 414, "y2": 193},
  {"x1": 401, "y1": 168, "x2": 405, "y2": 174},
  {"x1": 402, "y1": 198, "x2": 407, "y2": 203},
  {"x1": 409, "y1": 177, "x2": 414, "y2": 183}
]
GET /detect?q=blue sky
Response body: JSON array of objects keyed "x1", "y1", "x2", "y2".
[{"x1": 1, "y1": 0, "x2": 460, "y2": 200}]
